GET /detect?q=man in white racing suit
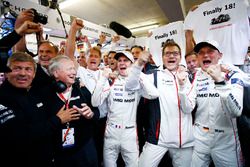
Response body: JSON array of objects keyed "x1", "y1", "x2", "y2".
[
  {"x1": 126, "y1": 41, "x2": 194, "y2": 167},
  {"x1": 91, "y1": 51, "x2": 159, "y2": 167},
  {"x1": 182, "y1": 40, "x2": 244, "y2": 167}
]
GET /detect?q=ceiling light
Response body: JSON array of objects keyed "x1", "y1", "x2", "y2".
[
  {"x1": 59, "y1": 0, "x2": 81, "y2": 9},
  {"x1": 130, "y1": 24, "x2": 159, "y2": 33}
]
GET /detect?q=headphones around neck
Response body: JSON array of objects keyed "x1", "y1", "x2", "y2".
[
  {"x1": 53, "y1": 80, "x2": 67, "y2": 93},
  {"x1": 53, "y1": 77, "x2": 81, "y2": 93}
]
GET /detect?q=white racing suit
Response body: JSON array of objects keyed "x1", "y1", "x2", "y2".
[
  {"x1": 126, "y1": 65, "x2": 194, "y2": 167},
  {"x1": 92, "y1": 74, "x2": 159, "y2": 167},
  {"x1": 182, "y1": 69, "x2": 244, "y2": 167}
]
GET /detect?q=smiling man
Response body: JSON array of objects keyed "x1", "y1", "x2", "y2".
[
  {"x1": 42, "y1": 55, "x2": 100, "y2": 167},
  {"x1": 91, "y1": 51, "x2": 159, "y2": 167},
  {"x1": 0, "y1": 52, "x2": 55, "y2": 167},
  {"x1": 125, "y1": 41, "x2": 194, "y2": 167}
]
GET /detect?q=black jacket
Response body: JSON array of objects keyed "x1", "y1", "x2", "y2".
[
  {"x1": 41, "y1": 82, "x2": 100, "y2": 166},
  {"x1": 0, "y1": 81, "x2": 60, "y2": 167},
  {"x1": 30, "y1": 64, "x2": 54, "y2": 93}
]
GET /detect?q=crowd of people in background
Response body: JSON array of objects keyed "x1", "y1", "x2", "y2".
[{"x1": 0, "y1": 1, "x2": 250, "y2": 167}]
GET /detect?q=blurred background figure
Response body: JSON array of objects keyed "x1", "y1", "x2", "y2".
[
  {"x1": 0, "y1": 73, "x2": 5, "y2": 86},
  {"x1": 102, "y1": 52, "x2": 109, "y2": 67},
  {"x1": 77, "y1": 51, "x2": 87, "y2": 68},
  {"x1": 185, "y1": 51, "x2": 199, "y2": 82}
]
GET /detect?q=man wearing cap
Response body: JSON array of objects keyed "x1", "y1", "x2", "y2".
[
  {"x1": 182, "y1": 40, "x2": 244, "y2": 166},
  {"x1": 92, "y1": 51, "x2": 159, "y2": 167}
]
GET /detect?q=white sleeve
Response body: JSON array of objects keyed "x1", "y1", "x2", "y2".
[
  {"x1": 179, "y1": 76, "x2": 196, "y2": 114},
  {"x1": 98, "y1": 100, "x2": 109, "y2": 118},
  {"x1": 125, "y1": 65, "x2": 143, "y2": 91},
  {"x1": 183, "y1": 11, "x2": 195, "y2": 31},
  {"x1": 125, "y1": 65, "x2": 159, "y2": 99},
  {"x1": 216, "y1": 73, "x2": 244, "y2": 117},
  {"x1": 138, "y1": 73, "x2": 159, "y2": 99},
  {"x1": 91, "y1": 76, "x2": 110, "y2": 107}
]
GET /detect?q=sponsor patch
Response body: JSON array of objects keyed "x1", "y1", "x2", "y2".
[
  {"x1": 231, "y1": 78, "x2": 244, "y2": 86},
  {"x1": 115, "y1": 93, "x2": 123, "y2": 96},
  {"x1": 198, "y1": 87, "x2": 208, "y2": 92}
]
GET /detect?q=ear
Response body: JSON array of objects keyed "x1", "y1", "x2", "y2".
[
  {"x1": 53, "y1": 70, "x2": 59, "y2": 79},
  {"x1": 218, "y1": 52, "x2": 222, "y2": 60}
]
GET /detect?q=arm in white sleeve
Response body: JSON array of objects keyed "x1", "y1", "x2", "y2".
[
  {"x1": 138, "y1": 73, "x2": 159, "y2": 99},
  {"x1": 216, "y1": 72, "x2": 244, "y2": 117},
  {"x1": 91, "y1": 76, "x2": 110, "y2": 107},
  {"x1": 125, "y1": 64, "x2": 144, "y2": 91},
  {"x1": 179, "y1": 77, "x2": 197, "y2": 114}
]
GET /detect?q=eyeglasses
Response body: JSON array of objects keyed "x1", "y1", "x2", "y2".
[{"x1": 164, "y1": 51, "x2": 180, "y2": 57}]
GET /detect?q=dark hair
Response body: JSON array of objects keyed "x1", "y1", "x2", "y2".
[
  {"x1": 185, "y1": 51, "x2": 197, "y2": 59},
  {"x1": 108, "y1": 51, "x2": 116, "y2": 56},
  {"x1": 162, "y1": 41, "x2": 181, "y2": 56},
  {"x1": 38, "y1": 40, "x2": 59, "y2": 54},
  {"x1": 7, "y1": 52, "x2": 37, "y2": 72},
  {"x1": 131, "y1": 45, "x2": 143, "y2": 51}
]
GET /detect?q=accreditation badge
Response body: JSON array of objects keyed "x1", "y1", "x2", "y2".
[{"x1": 62, "y1": 127, "x2": 75, "y2": 148}]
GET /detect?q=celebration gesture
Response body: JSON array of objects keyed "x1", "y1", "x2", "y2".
[{"x1": 206, "y1": 64, "x2": 224, "y2": 82}]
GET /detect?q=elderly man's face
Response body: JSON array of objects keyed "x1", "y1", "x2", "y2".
[{"x1": 53, "y1": 59, "x2": 76, "y2": 87}]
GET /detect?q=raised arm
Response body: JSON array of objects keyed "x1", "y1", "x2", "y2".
[{"x1": 65, "y1": 18, "x2": 84, "y2": 67}]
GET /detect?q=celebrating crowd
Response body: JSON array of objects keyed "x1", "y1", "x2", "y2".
[{"x1": 0, "y1": 2, "x2": 250, "y2": 167}]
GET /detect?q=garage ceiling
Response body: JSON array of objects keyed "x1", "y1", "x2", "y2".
[{"x1": 57, "y1": 0, "x2": 207, "y2": 37}]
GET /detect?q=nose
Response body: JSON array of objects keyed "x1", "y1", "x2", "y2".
[{"x1": 19, "y1": 68, "x2": 27, "y2": 76}]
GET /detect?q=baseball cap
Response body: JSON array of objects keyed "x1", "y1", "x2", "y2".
[
  {"x1": 194, "y1": 40, "x2": 221, "y2": 53},
  {"x1": 114, "y1": 51, "x2": 134, "y2": 63}
]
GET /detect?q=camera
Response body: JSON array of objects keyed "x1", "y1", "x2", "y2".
[{"x1": 31, "y1": 8, "x2": 48, "y2": 25}]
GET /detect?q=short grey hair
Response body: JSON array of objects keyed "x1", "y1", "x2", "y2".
[{"x1": 48, "y1": 55, "x2": 71, "y2": 76}]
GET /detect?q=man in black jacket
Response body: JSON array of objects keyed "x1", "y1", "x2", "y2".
[
  {"x1": 0, "y1": 52, "x2": 81, "y2": 167},
  {"x1": 43, "y1": 55, "x2": 100, "y2": 167}
]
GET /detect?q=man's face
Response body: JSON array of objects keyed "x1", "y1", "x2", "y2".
[
  {"x1": 6, "y1": 61, "x2": 35, "y2": 89},
  {"x1": 103, "y1": 54, "x2": 109, "y2": 66},
  {"x1": 131, "y1": 47, "x2": 142, "y2": 61},
  {"x1": 53, "y1": 59, "x2": 76, "y2": 87},
  {"x1": 108, "y1": 52, "x2": 117, "y2": 71},
  {"x1": 77, "y1": 52, "x2": 87, "y2": 68},
  {"x1": 162, "y1": 46, "x2": 181, "y2": 72},
  {"x1": 87, "y1": 50, "x2": 101, "y2": 70},
  {"x1": 38, "y1": 43, "x2": 57, "y2": 69},
  {"x1": 185, "y1": 54, "x2": 198, "y2": 73},
  {"x1": 197, "y1": 46, "x2": 222, "y2": 71},
  {"x1": 117, "y1": 56, "x2": 132, "y2": 76}
]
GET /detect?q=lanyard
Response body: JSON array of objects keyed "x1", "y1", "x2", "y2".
[
  {"x1": 58, "y1": 93, "x2": 69, "y2": 109},
  {"x1": 57, "y1": 90, "x2": 72, "y2": 143}
]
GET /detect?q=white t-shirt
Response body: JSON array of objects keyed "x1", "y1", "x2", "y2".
[
  {"x1": 149, "y1": 21, "x2": 186, "y2": 67},
  {"x1": 77, "y1": 67, "x2": 109, "y2": 118},
  {"x1": 184, "y1": 0, "x2": 250, "y2": 65}
]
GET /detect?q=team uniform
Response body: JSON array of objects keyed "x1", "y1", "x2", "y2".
[
  {"x1": 184, "y1": 0, "x2": 250, "y2": 65},
  {"x1": 92, "y1": 72, "x2": 159, "y2": 167},
  {"x1": 182, "y1": 68, "x2": 244, "y2": 167},
  {"x1": 126, "y1": 65, "x2": 194, "y2": 167}
]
